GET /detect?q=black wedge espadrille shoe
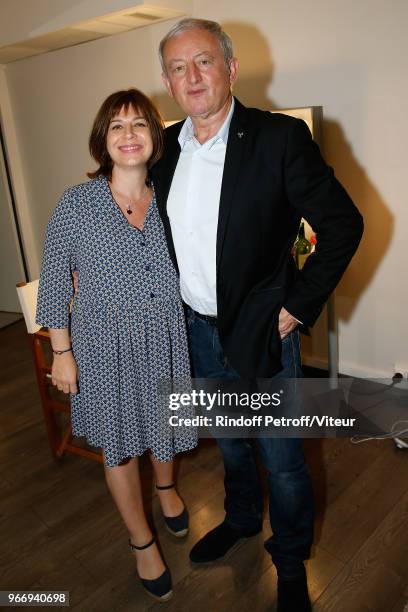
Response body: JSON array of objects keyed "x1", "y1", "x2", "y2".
[
  {"x1": 156, "y1": 483, "x2": 189, "y2": 538},
  {"x1": 129, "y1": 537, "x2": 172, "y2": 602}
]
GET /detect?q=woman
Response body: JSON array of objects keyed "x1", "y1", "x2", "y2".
[{"x1": 36, "y1": 89, "x2": 197, "y2": 602}]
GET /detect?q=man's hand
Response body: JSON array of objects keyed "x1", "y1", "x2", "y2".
[
  {"x1": 52, "y1": 352, "x2": 79, "y2": 394},
  {"x1": 278, "y1": 307, "x2": 299, "y2": 340}
]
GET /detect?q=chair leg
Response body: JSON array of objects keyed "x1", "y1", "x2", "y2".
[
  {"x1": 30, "y1": 332, "x2": 102, "y2": 464},
  {"x1": 29, "y1": 335, "x2": 62, "y2": 460},
  {"x1": 57, "y1": 422, "x2": 74, "y2": 459}
]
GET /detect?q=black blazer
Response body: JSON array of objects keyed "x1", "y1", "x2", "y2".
[{"x1": 152, "y1": 98, "x2": 363, "y2": 377}]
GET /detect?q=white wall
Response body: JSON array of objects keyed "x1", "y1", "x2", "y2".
[
  {"x1": 0, "y1": 133, "x2": 25, "y2": 311},
  {"x1": 3, "y1": 0, "x2": 407, "y2": 377}
]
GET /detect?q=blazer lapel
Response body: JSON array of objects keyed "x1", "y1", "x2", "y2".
[
  {"x1": 154, "y1": 121, "x2": 184, "y2": 273},
  {"x1": 216, "y1": 99, "x2": 249, "y2": 270},
  {"x1": 155, "y1": 121, "x2": 183, "y2": 215}
]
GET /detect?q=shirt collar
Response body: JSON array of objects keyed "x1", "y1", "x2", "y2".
[{"x1": 178, "y1": 96, "x2": 235, "y2": 149}]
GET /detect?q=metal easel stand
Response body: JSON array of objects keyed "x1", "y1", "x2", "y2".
[{"x1": 327, "y1": 292, "x2": 339, "y2": 389}]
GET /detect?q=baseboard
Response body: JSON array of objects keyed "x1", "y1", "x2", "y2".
[{"x1": 302, "y1": 355, "x2": 393, "y2": 380}]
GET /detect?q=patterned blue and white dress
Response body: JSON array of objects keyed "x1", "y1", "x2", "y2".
[{"x1": 36, "y1": 175, "x2": 197, "y2": 467}]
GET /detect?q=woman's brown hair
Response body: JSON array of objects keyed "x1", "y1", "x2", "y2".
[{"x1": 87, "y1": 88, "x2": 164, "y2": 179}]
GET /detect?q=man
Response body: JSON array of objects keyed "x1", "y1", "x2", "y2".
[{"x1": 152, "y1": 18, "x2": 363, "y2": 611}]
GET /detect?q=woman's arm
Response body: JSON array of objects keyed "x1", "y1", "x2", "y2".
[
  {"x1": 36, "y1": 188, "x2": 79, "y2": 394},
  {"x1": 49, "y1": 328, "x2": 78, "y2": 394},
  {"x1": 36, "y1": 187, "x2": 77, "y2": 330}
]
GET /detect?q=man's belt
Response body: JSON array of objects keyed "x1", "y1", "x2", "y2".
[{"x1": 184, "y1": 303, "x2": 218, "y2": 327}]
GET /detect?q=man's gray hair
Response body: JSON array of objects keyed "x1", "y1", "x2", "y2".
[{"x1": 159, "y1": 18, "x2": 234, "y2": 73}]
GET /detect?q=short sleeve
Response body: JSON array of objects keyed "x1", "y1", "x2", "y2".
[{"x1": 36, "y1": 188, "x2": 77, "y2": 328}]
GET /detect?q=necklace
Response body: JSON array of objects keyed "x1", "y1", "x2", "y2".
[{"x1": 125, "y1": 184, "x2": 149, "y2": 215}]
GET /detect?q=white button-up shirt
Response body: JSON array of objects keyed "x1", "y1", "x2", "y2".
[{"x1": 167, "y1": 98, "x2": 235, "y2": 316}]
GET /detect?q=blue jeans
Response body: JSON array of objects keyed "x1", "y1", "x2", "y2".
[{"x1": 186, "y1": 308, "x2": 314, "y2": 578}]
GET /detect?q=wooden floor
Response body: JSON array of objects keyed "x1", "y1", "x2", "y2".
[
  {"x1": 0, "y1": 311, "x2": 22, "y2": 330},
  {"x1": 1, "y1": 320, "x2": 407, "y2": 612}
]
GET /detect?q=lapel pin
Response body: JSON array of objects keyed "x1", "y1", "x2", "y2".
[{"x1": 237, "y1": 131, "x2": 244, "y2": 138}]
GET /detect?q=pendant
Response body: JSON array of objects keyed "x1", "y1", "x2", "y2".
[{"x1": 126, "y1": 205, "x2": 132, "y2": 215}]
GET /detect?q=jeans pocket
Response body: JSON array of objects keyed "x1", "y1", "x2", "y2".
[{"x1": 280, "y1": 331, "x2": 302, "y2": 378}]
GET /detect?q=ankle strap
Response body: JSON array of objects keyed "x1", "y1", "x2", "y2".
[
  {"x1": 156, "y1": 483, "x2": 175, "y2": 491},
  {"x1": 129, "y1": 536, "x2": 155, "y2": 551}
]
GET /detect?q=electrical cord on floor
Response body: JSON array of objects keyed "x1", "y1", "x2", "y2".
[
  {"x1": 346, "y1": 375, "x2": 408, "y2": 445},
  {"x1": 350, "y1": 420, "x2": 408, "y2": 444}
]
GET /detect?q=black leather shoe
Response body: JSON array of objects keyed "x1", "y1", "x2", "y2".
[
  {"x1": 189, "y1": 521, "x2": 262, "y2": 563},
  {"x1": 277, "y1": 569, "x2": 311, "y2": 612}
]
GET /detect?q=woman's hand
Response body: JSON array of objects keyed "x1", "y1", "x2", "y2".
[{"x1": 52, "y1": 351, "x2": 79, "y2": 394}]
